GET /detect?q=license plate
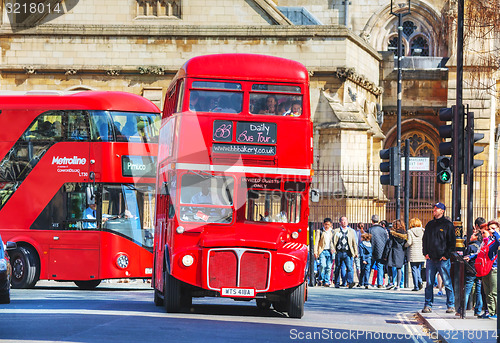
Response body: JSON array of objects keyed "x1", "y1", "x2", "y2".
[{"x1": 220, "y1": 287, "x2": 255, "y2": 298}]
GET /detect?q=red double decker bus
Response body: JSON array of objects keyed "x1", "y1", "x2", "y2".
[
  {"x1": 0, "y1": 91, "x2": 161, "y2": 289},
  {"x1": 153, "y1": 54, "x2": 314, "y2": 318}
]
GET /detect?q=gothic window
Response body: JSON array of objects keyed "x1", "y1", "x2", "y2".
[
  {"x1": 386, "y1": 19, "x2": 433, "y2": 56},
  {"x1": 410, "y1": 36, "x2": 429, "y2": 56},
  {"x1": 388, "y1": 36, "x2": 406, "y2": 56},
  {"x1": 402, "y1": 21, "x2": 417, "y2": 38},
  {"x1": 136, "y1": 0, "x2": 181, "y2": 18}
]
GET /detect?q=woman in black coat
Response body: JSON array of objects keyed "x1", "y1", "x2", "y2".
[{"x1": 386, "y1": 219, "x2": 407, "y2": 290}]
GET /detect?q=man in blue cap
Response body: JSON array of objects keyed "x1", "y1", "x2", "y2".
[{"x1": 421, "y1": 202, "x2": 456, "y2": 314}]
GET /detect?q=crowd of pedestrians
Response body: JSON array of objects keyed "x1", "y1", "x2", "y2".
[{"x1": 312, "y1": 202, "x2": 499, "y2": 320}]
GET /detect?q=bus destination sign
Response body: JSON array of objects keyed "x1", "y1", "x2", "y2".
[{"x1": 122, "y1": 156, "x2": 156, "y2": 178}]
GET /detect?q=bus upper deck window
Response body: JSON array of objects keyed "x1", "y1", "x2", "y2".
[
  {"x1": 190, "y1": 81, "x2": 242, "y2": 114},
  {"x1": 249, "y1": 93, "x2": 302, "y2": 116}
]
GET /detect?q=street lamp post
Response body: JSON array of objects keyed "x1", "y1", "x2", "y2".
[{"x1": 390, "y1": 0, "x2": 411, "y2": 221}]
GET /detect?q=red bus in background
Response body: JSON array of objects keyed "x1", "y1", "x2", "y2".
[
  {"x1": 153, "y1": 54, "x2": 315, "y2": 318},
  {"x1": 0, "y1": 91, "x2": 161, "y2": 289}
]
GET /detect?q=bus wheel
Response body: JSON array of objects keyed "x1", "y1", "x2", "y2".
[
  {"x1": 154, "y1": 288, "x2": 164, "y2": 306},
  {"x1": 163, "y1": 271, "x2": 181, "y2": 313},
  {"x1": 74, "y1": 280, "x2": 101, "y2": 290},
  {"x1": 256, "y1": 299, "x2": 271, "y2": 310},
  {"x1": 288, "y1": 282, "x2": 305, "y2": 319},
  {"x1": 11, "y1": 246, "x2": 38, "y2": 289}
]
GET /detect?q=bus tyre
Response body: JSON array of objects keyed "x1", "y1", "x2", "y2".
[
  {"x1": 74, "y1": 280, "x2": 101, "y2": 290},
  {"x1": 288, "y1": 282, "x2": 305, "y2": 319},
  {"x1": 11, "y1": 246, "x2": 38, "y2": 289},
  {"x1": 154, "y1": 288, "x2": 164, "y2": 306},
  {"x1": 163, "y1": 271, "x2": 181, "y2": 313}
]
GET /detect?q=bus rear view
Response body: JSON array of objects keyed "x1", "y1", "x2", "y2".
[{"x1": 154, "y1": 54, "x2": 314, "y2": 318}]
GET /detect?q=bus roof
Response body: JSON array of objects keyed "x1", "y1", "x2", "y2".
[
  {"x1": 0, "y1": 91, "x2": 160, "y2": 113},
  {"x1": 177, "y1": 54, "x2": 309, "y2": 84}
]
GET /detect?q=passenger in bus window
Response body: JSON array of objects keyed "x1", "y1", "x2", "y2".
[
  {"x1": 71, "y1": 118, "x2": 88, "y2": 140},
  {"x1": 50, "y1": 121, "x2": 63, "y2": 139},
  {"x1": 122, "y1": 117, "x2": 138, "y2": 137},
  {"x1": 230, "y1": 93, "x2": 242, "y2": 113},
  {"x1": 211, "y1": 95, "x2": 236, "y2": 113},
  {"x1": 38, "y1": 121, "x2": 53, "y2": 139},
  {"x1": 189, "y1": 91, "x2": 201, "y2": 111},
  {"x1": 259, "y1": 95, "x2": 277, "y2": 115},
  {"x1": 277, "y1": 101, "x2": 291, "y2": 116},
  {"x1": 284, "y1": 101, "x2": 302, "y2": 117}
]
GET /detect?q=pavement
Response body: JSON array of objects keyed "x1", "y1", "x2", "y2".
[{"x1": 417, "y1": 305, "x2": 497, "y2": 343}]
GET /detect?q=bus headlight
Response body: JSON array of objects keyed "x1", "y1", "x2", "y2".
[
  {"x1": 291, "y1": 231, "x2": 299, "y2": 239},
  {"x1": 283, "y1": 261, "x2": 295, "y2": 273},
  {"x1": 182, "y1": 254, "x2": 194, "y2": 267},
  {"x1": 116, "y1": 254, "x2": 129, "y2": 269},
  {"x1": 176, "y1": 226, "x2": 185, "y2": 234}
]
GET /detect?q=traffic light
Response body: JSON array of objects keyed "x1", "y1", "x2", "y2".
[
  {"x1": 436, "y1": 156, "x2": 452, "y2": 183},
  {"x1": 438, "y1": 105, "x2": 464, "y2": 174},
  {"x1": 466, "y1": 110, "x2": 484, "y2": 172},
  {"x1": 379, "y1": 146, "x2": 400, "y2": 186}
]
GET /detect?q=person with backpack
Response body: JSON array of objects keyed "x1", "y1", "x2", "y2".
[
  {"x1": 467, "y1": 220, "x2": 499, "y2": 319},
  {"x1": 459, "y1": 230, "x2": 483, "y2": 317}
]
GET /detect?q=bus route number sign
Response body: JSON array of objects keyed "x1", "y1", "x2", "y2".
[{"x1": 220, "y1": 287, "x2": 255, "y2": 298}]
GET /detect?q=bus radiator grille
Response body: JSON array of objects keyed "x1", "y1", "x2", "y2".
[{"x1": 208, "y1": 249, "x2": 270, "y2": 291}]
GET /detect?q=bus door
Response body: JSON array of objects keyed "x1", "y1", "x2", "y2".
[{"x1": 48, "y1": 112, "x2": 100, "y2": 281}]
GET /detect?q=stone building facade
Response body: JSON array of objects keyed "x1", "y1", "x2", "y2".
[{"x1": 0, "y1": 0, "x2": 498, "y2": 221}]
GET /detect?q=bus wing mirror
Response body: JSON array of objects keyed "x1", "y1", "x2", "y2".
[
  {"x1": 310, "y1": 189, "x2": 320, "y2": 203},
  {"x1": 161, "y1": 182, "x2": 170, "y2": 196}
]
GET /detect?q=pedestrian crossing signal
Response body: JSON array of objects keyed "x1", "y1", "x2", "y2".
[{"x1": 437, "y1": 156, "x2": 452, "y2": 184}]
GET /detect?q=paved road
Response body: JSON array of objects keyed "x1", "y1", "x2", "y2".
[{"x1": 0, "y1": 281, "x2": 434, "y2": 342}]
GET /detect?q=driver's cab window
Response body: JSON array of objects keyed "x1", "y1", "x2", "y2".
[
  {"x1": 179, "y1": 173, "x2": 233, "y2": 223},
  {"x1": 101, "y1": 184, "x2": 155, "y2": 248}
]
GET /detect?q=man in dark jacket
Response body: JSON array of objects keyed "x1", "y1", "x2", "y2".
[
  {"x1": 369, "y1": 214, "x2": 388, "y2": 288},
  {"x1": 421, "y1": 202, "x2": 456, "y2": 314}
]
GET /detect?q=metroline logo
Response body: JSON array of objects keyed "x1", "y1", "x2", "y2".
[{"x1": 52, "y1": 156, "x2": 87, "y2": 165}]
